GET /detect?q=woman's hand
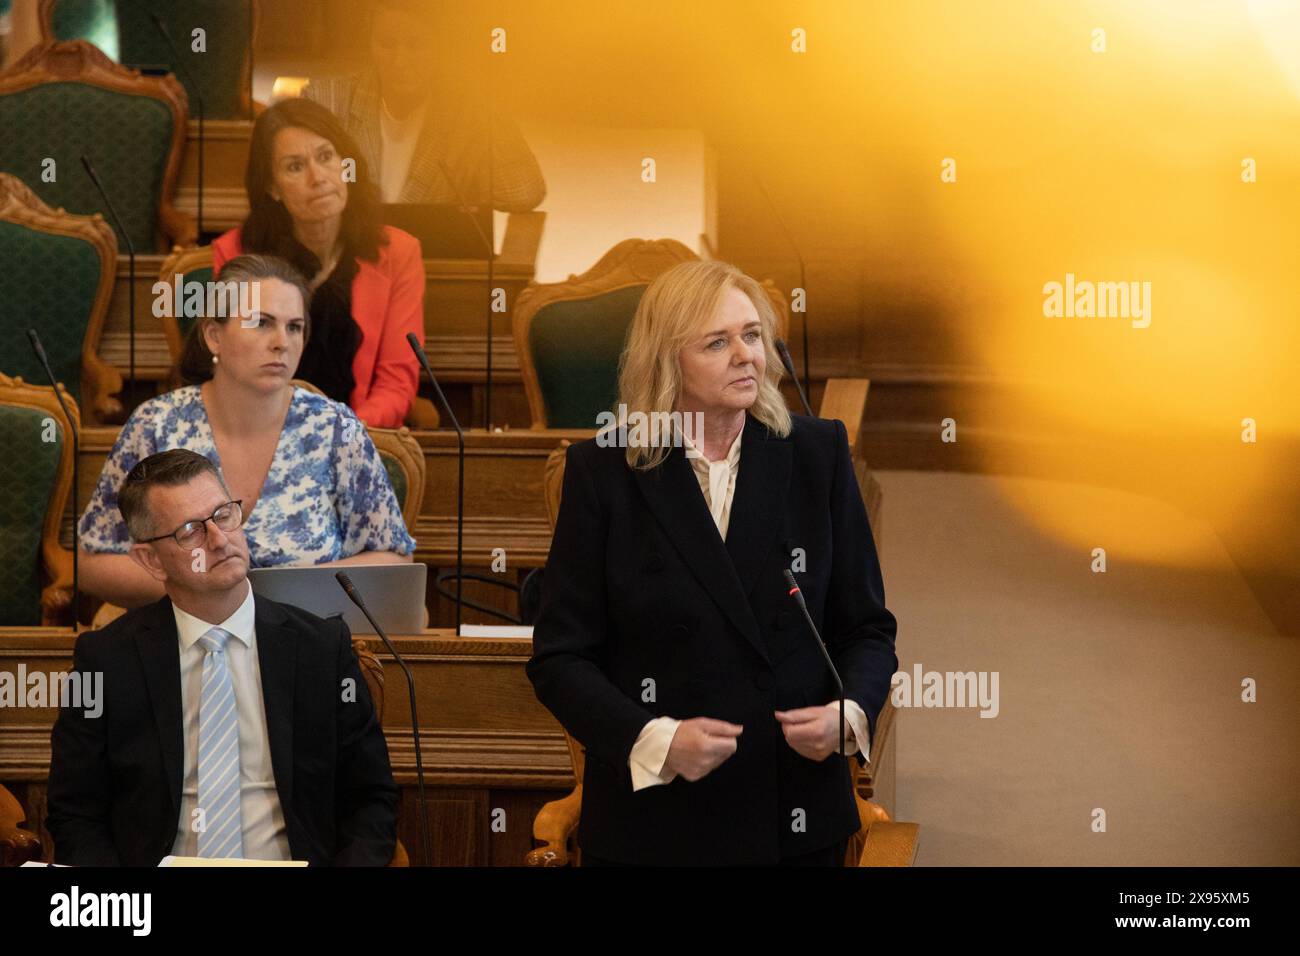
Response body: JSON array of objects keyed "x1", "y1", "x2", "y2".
[
  {"x1": 662, "y1": 718, "x2": 743, "y2": 781},
  {"x1": 775, "y1": 705, "x2": 843, "y2": 762}
]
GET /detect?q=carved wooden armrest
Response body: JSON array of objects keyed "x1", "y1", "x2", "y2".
[
  {"x1": 159, "y1": 202, "x2": 198, "y2": 248},
  {"x1": 404, "y1": 396, "x2": 440, "y2": 429},
  {"x1": 387, "y1": 839, "x2": 409, "y2": 867},
  {"x1": 857, "y1": 821, "x2": 920, "y2": 867},
  {"x1": 0, "y1": 824, "x2": 43, "y2": 867},
  {"x1": 525, "y1": 785, "x2": 582, "y2": 867},
  {"x1": 0, "y1": 785, "x2": 42, "y2": 867}
]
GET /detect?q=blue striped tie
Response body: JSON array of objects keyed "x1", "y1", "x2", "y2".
[{"x1": 197, "y1": 626, "x2": 243, "y2": 858}]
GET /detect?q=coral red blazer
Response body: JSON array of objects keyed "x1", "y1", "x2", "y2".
[{"x1": 212, "y1": 225, "x2": 425, "y2": 428}]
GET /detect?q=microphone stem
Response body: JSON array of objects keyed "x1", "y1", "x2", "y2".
[{"x1": 346, "y1": 588, "x2": 432, "y2": 866}]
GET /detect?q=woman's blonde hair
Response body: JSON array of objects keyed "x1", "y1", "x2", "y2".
[{"x1": 615, "y1": 259, "x2": 792, "y2": 471}]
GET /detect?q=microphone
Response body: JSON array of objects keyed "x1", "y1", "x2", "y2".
[
  {"x1": 782, "y1": 568, "x2": 845, "y2": 759},
  {"x1": 754, "y1": 174, "x2": 811, "y2": 392},
  {"x1": 27, "y1": 329, "x2": 80, "y2": 624},
  {"x1": 776, "y1": 338, "x2": 813, "y2": 416},
  {"x1": 406, "y1": 332, "x2": 464, "y2": 635},
  {"x1": 81, "y1": 155, "x2": 136, "y2": 398},
  {"x1": 336, "y1": 571, "x2": 432, "y2": 866},
  {"x1": 150, "y1": 11, "x2": 205, "y2": 239},
  {"x1": 435, "y1": 158, "x2": 496, "y2": 430}
]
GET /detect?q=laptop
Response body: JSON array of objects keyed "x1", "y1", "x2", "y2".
[
  {"x1": 248, "y1": 564, "x2": 428, "y2": 635},
  {"x1": 380, "y1": 203, "x2": 493, "y2": 259}
]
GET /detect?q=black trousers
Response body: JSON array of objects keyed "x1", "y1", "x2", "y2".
[{"x1": 582, "y1": 838, "x2": 847, "y2": 867}]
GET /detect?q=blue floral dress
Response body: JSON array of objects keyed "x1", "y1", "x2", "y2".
[{"x1": 79, "y1": 385, "x2": 417, "y2": 565}]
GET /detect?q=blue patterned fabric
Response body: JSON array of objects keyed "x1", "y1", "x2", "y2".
[{"x1": 78, "y1": 385, "x2": 417, "y2": 564}]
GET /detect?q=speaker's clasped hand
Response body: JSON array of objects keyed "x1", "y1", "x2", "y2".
[
  {"x1": 775, "y1": 705, "x2": 842, "y2": 762},
  {"x1": 662, "y1": 718, "x2": 743, "y2": 781}
]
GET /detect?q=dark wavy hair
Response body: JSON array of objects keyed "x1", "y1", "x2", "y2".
[{"x1": 239, "y1": 97, "x2": 388, "y2": 403}]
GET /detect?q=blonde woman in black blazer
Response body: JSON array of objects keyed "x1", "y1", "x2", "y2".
[{"x1": 527, "y1": 260, "x2": 898, "y2": 866}]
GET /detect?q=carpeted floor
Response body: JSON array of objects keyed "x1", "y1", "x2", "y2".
[{"x1": 874, "y1": 470, "x2": 1300, "y2": 866}]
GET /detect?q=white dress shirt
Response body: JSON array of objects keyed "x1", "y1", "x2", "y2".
[
  {"x1": 628, "y1": 426, "x2": 872, "y2": 790},
  {"x1": 378, "y1": 96, "x2": 427, "y2": 203},
  {"x1": 169, "y1": 581, "x2": 292, "y2": 859}
]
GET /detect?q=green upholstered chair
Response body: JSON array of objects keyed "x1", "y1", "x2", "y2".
[
  {"x1": 40, "y1": 0, "x2": 253, "y2": 119},
  {"x1": 513, "y1": 239, "x2": 698, "y2": 429},
  {"x1": 367, "y1": 425, "x2": 425, "y2": 535},
  {"x1": 512, "y1": 239, "x2": 790, "y2": 429},
  {"x1": 0, "y1": 172, "x2": 122, "y2": 423},
  {"x1": 0, "y1": 372, "x2": 78, "y2": 626},
  {"x1": 156, "y1": 242, "x2": 214, "y2": 368},
  {"x1": 0, "y1": 40, "x2": 193, "y2": 252}
]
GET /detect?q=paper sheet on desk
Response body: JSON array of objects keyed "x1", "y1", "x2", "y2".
[
  {"x1": 158, "y1": 856, "x2": 308, "y2": 867},
  {"x1": 458, "y1": 624, "x2": 534, "y2": 638}
]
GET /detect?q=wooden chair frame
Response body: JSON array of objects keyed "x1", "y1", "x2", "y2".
[
  {"x1": 0, "y1": 172, "x2": 122, "y2": 423},
  {"x1": 0, "y1": 371, "x2": 78, "y2": 625},
  {"x1": 38, "y1": 0, "x2": 259, "y2": 119},
  {"x1": 0, "y1": 782, "x2": 42, "y2": 865},
  {"x1": 156, "y1": 242, "x2": 214, "y2": 365},
  {"x1": 511, "y1": 238, "x2": 791, "y2": 429},
  {"x1": 0, "y1": 39, "x2": 195, "y2": 249},
  {"x1": 367, "y1": 425, "x2": 426, "y2": 533}
]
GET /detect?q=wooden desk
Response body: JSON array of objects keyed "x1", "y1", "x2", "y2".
[{"x1": 0, "y1": 628, "x2": 572, "y2": 867}]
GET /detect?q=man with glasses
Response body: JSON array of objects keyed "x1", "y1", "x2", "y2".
[{"x1": 47, "y1": 449, "x2": 399, "y2": 865}]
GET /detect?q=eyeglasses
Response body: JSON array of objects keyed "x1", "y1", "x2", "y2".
[{"x1": 141, "y1": 500, "x2": 244, "y2": 549}]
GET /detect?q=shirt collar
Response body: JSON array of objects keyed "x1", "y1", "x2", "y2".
[
  {"x1": 683, "y1": 425, "x2": 744, "y2": 469},
  {"x1": 172, "y1": 580, "x2": 256, "y2": 653}
]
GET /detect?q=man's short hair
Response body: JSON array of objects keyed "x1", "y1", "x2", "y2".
[{"x1": 118, "y1": 449, "x2": 229, "y2": 542}]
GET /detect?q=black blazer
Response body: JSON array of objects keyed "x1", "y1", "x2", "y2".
[
  {"x1": 527, "y1": 412, "x2": 898, "y2": 865},
  {"x1": 46, "y1": 595, "x2": 398, "y2": 866}
]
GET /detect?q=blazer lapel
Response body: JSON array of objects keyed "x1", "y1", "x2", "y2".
[
  {"x1": 135, "y1": 598, "x2": 183, "y2": 819},
  {"x1": 347, "y1": 73, "x2": 383, "y2": 181},
  {"x1": 634, "y1": 434, "x2": 769, "y2": 665},
  {"x1": 401, "y1": 101, "x2": 445, "y2": 203},
  {"x1": 725, "y1": 414, "x2": 792, "y2": 599},
  {"x1": 254, "y1": 598, "x2": 298, "y2": 814}
]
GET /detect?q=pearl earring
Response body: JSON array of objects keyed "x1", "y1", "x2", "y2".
[{"x1": 212, "y1": 354, "x2": 219, "y2": 365}]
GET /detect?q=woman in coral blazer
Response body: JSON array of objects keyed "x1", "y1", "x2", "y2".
[{"x1": 212, "y1": 97, "x2": 424, "y2": 428}]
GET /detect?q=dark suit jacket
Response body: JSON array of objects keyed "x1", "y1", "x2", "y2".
[
  {"x1": 527, "y1": 412, "x2": 899, "y2": 865},
  {"x1": 46, "y1": 594, "x2": 398, "y2": 866}
]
